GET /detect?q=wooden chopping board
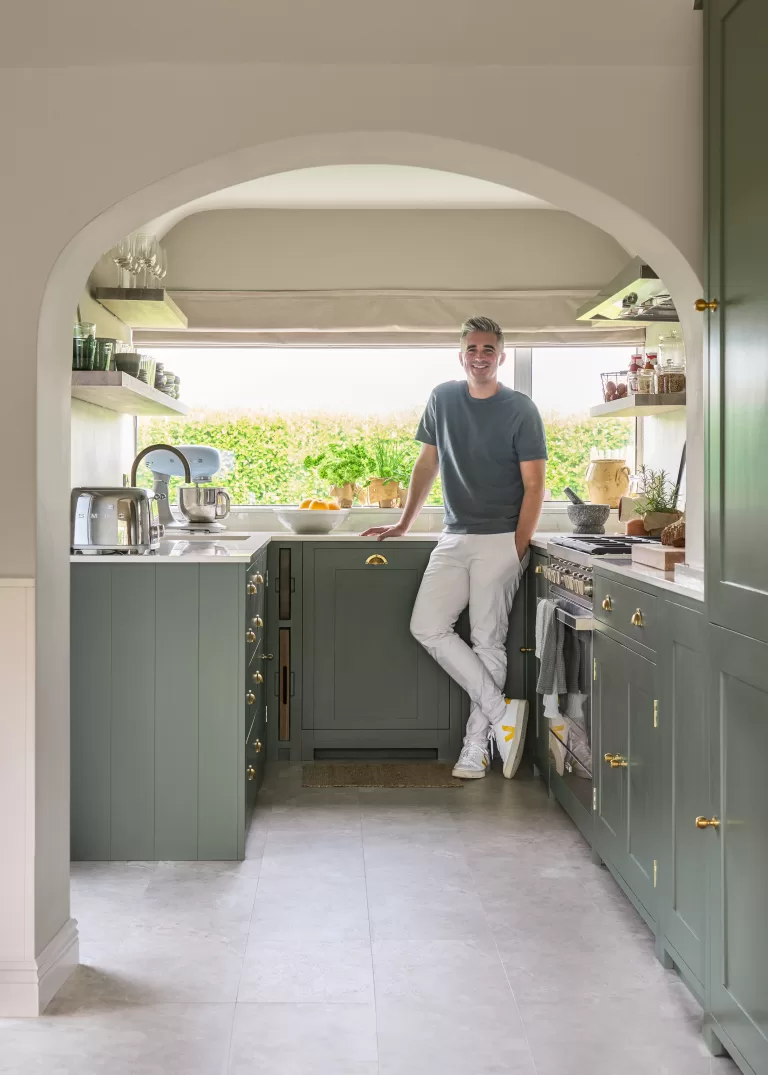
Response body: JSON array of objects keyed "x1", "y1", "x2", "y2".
[{"x1": 632, "y1": 544, "x2": 686, "y2": 571}]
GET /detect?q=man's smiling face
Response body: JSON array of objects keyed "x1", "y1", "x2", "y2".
[{"x1": 459, "y1": 330, "x2": 506, "y2": 386}]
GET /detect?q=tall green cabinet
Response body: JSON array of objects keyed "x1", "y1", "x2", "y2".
[{"x1": 704, "y1": 2, "x2": 768, "y2": 1070}]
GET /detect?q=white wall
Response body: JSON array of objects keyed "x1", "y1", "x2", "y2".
[
  {"x1": 0, "y1": 0, "x2": 703, "y2": 1013},
  {"x1": 158, "y1": 208, "x2": 630, "y2": 292}
]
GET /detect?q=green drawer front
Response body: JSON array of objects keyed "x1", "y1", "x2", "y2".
[{"x1": 594, "y1": 574, "x2": 658, "y2": 651}]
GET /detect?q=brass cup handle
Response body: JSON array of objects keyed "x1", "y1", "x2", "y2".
[
  {"x1": 246, "y1": 629, "x2": 256, "y2": 643},
  {"x1": 247, "y1": 766, "x2": 256, "y2": 781},
  {"x1": 631, "y1": 608, "x2": 644, "y2": 628},
  {"x1": 246, "y1": 583, "x2": 257, "y2": 595},
  {"x1": 253, "y1": 739, "x2": 263, "y2": 754},
  {"x1": 602, "y1": 596, "x2": 613, "y2": 611},
  {"x1": 366, "y1": 554, "x2": 388, "y2": 566},
  {"x1": 246, "y1": 691, "x2": 256, "y2": 705},
  {"x1": 252, "y1": 671, "x2": 264, "y2": 685},
  {"x1": 535, "y1": 565, "x2": 544, "y2": 575},
  {"x1": 696, "y1": 816, "x2": 720, "y2": 829},
  {"x1": 695, "y1": 298, "x2": 719, "y2": 312},
  {"x1": 520, "y1": 647, "x2": 534, "y2": 653}
]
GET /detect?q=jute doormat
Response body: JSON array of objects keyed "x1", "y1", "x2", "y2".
[{"x1": 302, "y1": 762, "x2": 463, "y2": 789}]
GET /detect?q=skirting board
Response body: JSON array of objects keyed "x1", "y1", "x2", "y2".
[{"x1": 0, "y1": 918, "x2": 79, "y2": 1016}]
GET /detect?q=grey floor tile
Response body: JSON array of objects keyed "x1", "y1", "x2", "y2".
[
  {"x1": 249, "y1": 874, "x2": 370, "y2": 941},
  {"x1": 229, "y1": 1001, "x2": 378, "y2": 1074},
  {"x1": 367, "y1": 872, "x2": 492, "y2": 943},
  {"x1": 519, "y1": 989, "x2": 720, "y2": 1075},
  {"x1": 238, "y1": 940, "x2": 374, "y2": 1003},
  {"x1": 372, "y1": 938, "x2": 510, "y2": 1006},
  {"x1": 260, "y1": 830, "x2": 365, "y2": 880},
  {"x1": 0, "y1": 1002, "x2": 234, "y2": 1074},
  {"x1": 376, "y1": 997, "x2": 536, "y2": 1075}
]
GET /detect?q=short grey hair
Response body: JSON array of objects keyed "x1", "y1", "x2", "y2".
[{"x1": 460, "y1": 316, "x2": 504, "y2": 350}]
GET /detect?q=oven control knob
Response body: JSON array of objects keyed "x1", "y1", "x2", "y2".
[{"x1": 584, "y1": 580, "x2": 593, "y2": 597}]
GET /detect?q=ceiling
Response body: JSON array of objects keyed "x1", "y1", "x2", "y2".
[
  {"x1": 147, "y1": 165, "x2": 553, "y2": 239},
  {"x1": 1, "y1": 0, "x2": 700, "y2": 67}
]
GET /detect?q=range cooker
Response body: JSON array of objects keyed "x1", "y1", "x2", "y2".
[{"x1": 537, "y1": 533, "x2": 659, "y2": 814}]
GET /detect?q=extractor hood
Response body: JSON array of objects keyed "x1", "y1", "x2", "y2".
[{"x1": 576, "y1": 258, "x2": 678, "y2": 324}]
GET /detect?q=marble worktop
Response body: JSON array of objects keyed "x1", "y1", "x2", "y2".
[
  {"x1": 70, "y1": 530, "x2": 555, "y2": 564},
  {"x1": 591, "y1": 556, "x2": 704, "y2": 602}
]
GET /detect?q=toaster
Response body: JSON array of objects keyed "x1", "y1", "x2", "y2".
[{"x1": 71, "y1": 487, "x2": 163, "y2": 554}]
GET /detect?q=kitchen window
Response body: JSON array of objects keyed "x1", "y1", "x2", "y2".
[{"x1": 138, "y1": 346, "x2": 636, "y2": 506}]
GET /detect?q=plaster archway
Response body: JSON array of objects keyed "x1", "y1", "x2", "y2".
[{"x1": 38, "y1": 127, "x2": 702, "y2": 960}]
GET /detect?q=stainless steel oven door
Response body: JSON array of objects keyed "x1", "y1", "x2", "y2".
[{"x1": 545, "y1": 590, "x2": 594, "y2": 813}]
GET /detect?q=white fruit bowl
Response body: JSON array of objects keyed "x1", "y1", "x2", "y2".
[{"x1": 274, "y1": 507, "x2": 350, "y2": 535}]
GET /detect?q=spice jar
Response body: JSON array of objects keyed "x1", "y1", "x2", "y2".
[
  {"x1": 656, "y1": 364, "x2": 686, "y2": 394},
  {"x1": 627, "y1": 354, "x2": 642, "y2": 394},
  {"x1": 636, "y1": 357, "x2": 656, "y2": 394}
]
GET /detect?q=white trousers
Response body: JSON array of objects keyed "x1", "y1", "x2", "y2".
[{"x1": 410, "y1": 532, "x2": 525, "y2": 746}]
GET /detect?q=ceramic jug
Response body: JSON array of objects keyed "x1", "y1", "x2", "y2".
[{"x1": 585, "y1": 459, "x2": 631, "y2": 508}]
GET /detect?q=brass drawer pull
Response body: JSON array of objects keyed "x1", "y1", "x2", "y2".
[
  {"x1": 246, "y1": 691, "x2": 256, "y2": 706},
  {"x1": 601, "y1": 596, "x2": 612, "y2": 612},
  {"x1": 520, "y1": 647, "x2": 534, "y2": 653},
  {"x1": 695, "y1": 815, "x2": 720, "y2": 830},
  {"x1": 247, "y1": 765, "x2": 256, "y2": 781},
  {"x1": 535, "y1": 565, "x2": 544, "y2": 575},
  {"x1": 631, "y1": 608, "x2": 644, "y2": 628},
  {"x1": 366, "y1": 554, "x2": 388, "y2": 566},
  {"x1": 259, "y1": 653, "x2": 274, "y2": 661},
  {"x1": 252, "y1": 671, "x2": 264, "y2": 685},
  {"x1": 604, "y1": 753, "x2": 628, "y2": 768}
]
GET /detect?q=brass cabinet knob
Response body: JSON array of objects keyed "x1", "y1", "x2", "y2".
[
  {"x1": 535, "y1": 565, "x2": 544, "y2": 575},
  {"x1": 695, "y1": 298, "x2": 719, "y2": 312},
  {"x1": 253, "y1": 616, "x2": 264, "y2": 628},
  {"x1": 246, "y1": 691, "x2": 256, "y2": 705},
  {"x1": 604, "y1": 753, "x2": 619, "y2": 764},
  {"x1": 247, "y1": 766, "x2": 256, "y2": 781},
  {"x1": 520, "y1": 647, "x2": 534, "y2": 653},
  {"x1": 696, "y1": 815, "x2": 720, "y2": 829},
  {"x1": 252, "y1": 671, "x2": 264, "y2": 685},
  {"x1": 253, "y1": 739, "x2": 263, "y2": 754},
  {"x1": 365, "y1": 554, "x2": 388, "y2": 566},
  {"x1": 246, "y1": 629, "x2": 256, "y2": 643},
  {"x1": 246, "y1": 583, "x2": 257, "y2": 595},
  {"x1": 259, "y1": 653, "x2": 274, "y2": 661},
  {"x1": 601, "y1": 596, "x2": 613, "y2": 611},
  {"x1": 631, "y1": 608, "x2": 644, "y2": 627}
]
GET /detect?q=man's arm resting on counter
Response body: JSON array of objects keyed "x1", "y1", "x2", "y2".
[
  {"x1": 515, "y1": 459, "x2": 546, "y2": 559},
  {"x1": 360, "y1": 444, "x2": 439, "y2": 539}
]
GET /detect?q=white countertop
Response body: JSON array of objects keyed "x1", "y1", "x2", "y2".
[
  {"x1": 70, "y1": 529, "x2": 554, "y2": 564},
  {"x1": 592, "y1": 556, "x2": 704, "y2": 602}
]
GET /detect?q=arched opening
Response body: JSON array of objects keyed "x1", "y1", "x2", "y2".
[{"x1": 38, "y1": 129, "x2": 703, "y2": 989}]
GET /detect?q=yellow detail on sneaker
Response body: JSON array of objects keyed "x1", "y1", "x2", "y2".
[
  {"x1": 482, "y1": 757, "x2": 488, "y2": 766},
  {"x1": 553, "y1": 725, "x2": 564, "y2": 733},
  {"x1": 501, "y1": 725, "x2": 516, "y2": 742}
]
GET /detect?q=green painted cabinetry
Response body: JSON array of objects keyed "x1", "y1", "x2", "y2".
[
  {"x1": 526, "y1": 551, "x2": 549, "y2": 780},
  {"x1": 71, "y1": 553, "x2": 267, "y2": 861}
]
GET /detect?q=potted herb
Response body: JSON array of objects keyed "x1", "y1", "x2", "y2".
[
  {"x1": 303, "y1": 443, "x2": 370, "y2": 507},
  {"x1": 633, "y1": 466, "x2": 683, "y2": 535},
  {"x1": 364, "y1": 438, "x2": 417, "y2": 508}
]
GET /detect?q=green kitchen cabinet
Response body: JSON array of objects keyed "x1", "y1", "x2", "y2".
[
  {"x1": 301, "y1": 542, "x2": 459, "y2": 761},
  {"x1": 594, "y1": 628, "x2": 660, "y2": 928},
  {"x1": 526, "y1": 552, "x2": 549, "y2": 780},
  {"x1": 71, "y1": 553, "x2": 267, "y2": 861},
  {"x1": 245, "y1": 551, "x2": 269, "y2": 810},
  {"x1": 706, "y1": 0, "x2": 768, "y2": 646},
  {"x1": 658, "y1": 596, "x2": 711, "y2": 1001},
  {"x1": 705, "y1": 627, "x2": 768, "y2": 1070}
]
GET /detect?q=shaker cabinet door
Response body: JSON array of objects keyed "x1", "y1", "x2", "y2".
[
  {"x1": 594, "y1": 632, "x2": 629, "y2": 876},
  {"x1": 706, "y1": 0, "x2": 768, "y2": 643}
]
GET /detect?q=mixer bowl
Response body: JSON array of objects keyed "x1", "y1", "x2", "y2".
[{"x1": 178, "y1": 485, "x2": 231, "y2": 523}]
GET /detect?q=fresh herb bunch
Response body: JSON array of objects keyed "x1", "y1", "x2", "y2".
[
  {"x1": 303, "y1": 442, "x2": 371, "y2": 488},
  {"x1": 634, "y1": 465, "x2": 679, "y2": 515},
  {"x1": 364, "y1": 437, "x2": 418, "y2": 486}
]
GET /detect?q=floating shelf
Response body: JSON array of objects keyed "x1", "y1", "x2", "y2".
[
  {"x1": 92, "y1": 287, "x2": 188, "y2": 329},
  {"x1": 589, "y1": 393, "x2": 686, "y2": 419},
  {"x1": 72, "y1": 372, "x2": 190, "y2": 417}
]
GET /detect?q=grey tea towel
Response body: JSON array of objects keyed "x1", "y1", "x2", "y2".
[{"x1": 536, "y1": 598, "x2": 566, "y2": 696}]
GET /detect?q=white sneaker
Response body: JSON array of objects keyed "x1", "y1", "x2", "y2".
[
  {"x1": 494, "y1": 699, "x2": 529, "y2": 779},
  {"x1": 452, "y1": 743, "x2": 490, "y2": 779}
]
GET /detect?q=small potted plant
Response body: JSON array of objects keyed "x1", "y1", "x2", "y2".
[
  {"x1": 303, "y1": 443, "x2": 370, "y2": 507},
  {"x1": 633, "y1": 466, "x2": 683, "y2": 535},
  {"x1": 364, "y1": 438, "x2": 416, "y2": 508}
]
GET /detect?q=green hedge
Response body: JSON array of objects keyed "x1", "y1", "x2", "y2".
[{"x1": 138, "y1": 409, "x2": 631, "y2": 505}]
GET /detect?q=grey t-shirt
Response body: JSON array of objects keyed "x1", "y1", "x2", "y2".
[{"x1": 415, "y1": 380, "x2": 547, "y2": 534}]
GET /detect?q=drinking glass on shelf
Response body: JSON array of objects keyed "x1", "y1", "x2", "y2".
[
  {"x1": 151, "y1": 247, "x2": 167, "y2": 289},
  {"x1": 112, "y1": 236, "x2": 135, "y2": 288},
  {"x1": 133, "y1": 234, "x2": 157, "y2": 288}
]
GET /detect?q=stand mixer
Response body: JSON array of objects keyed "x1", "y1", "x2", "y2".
[{"x1": 141, "y1": 444, "x2": 232, "y2": 533}]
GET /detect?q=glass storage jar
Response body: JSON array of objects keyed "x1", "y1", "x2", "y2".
[
  {"x1": 72, "y1": 322, "x2": 96, "y2": 371},
  {"x1": 658, "y1": 329, "x2": 686, "y2": 369},
  {"x1": 656, "y1": 364, "x2": 686, "y2": 394}
]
